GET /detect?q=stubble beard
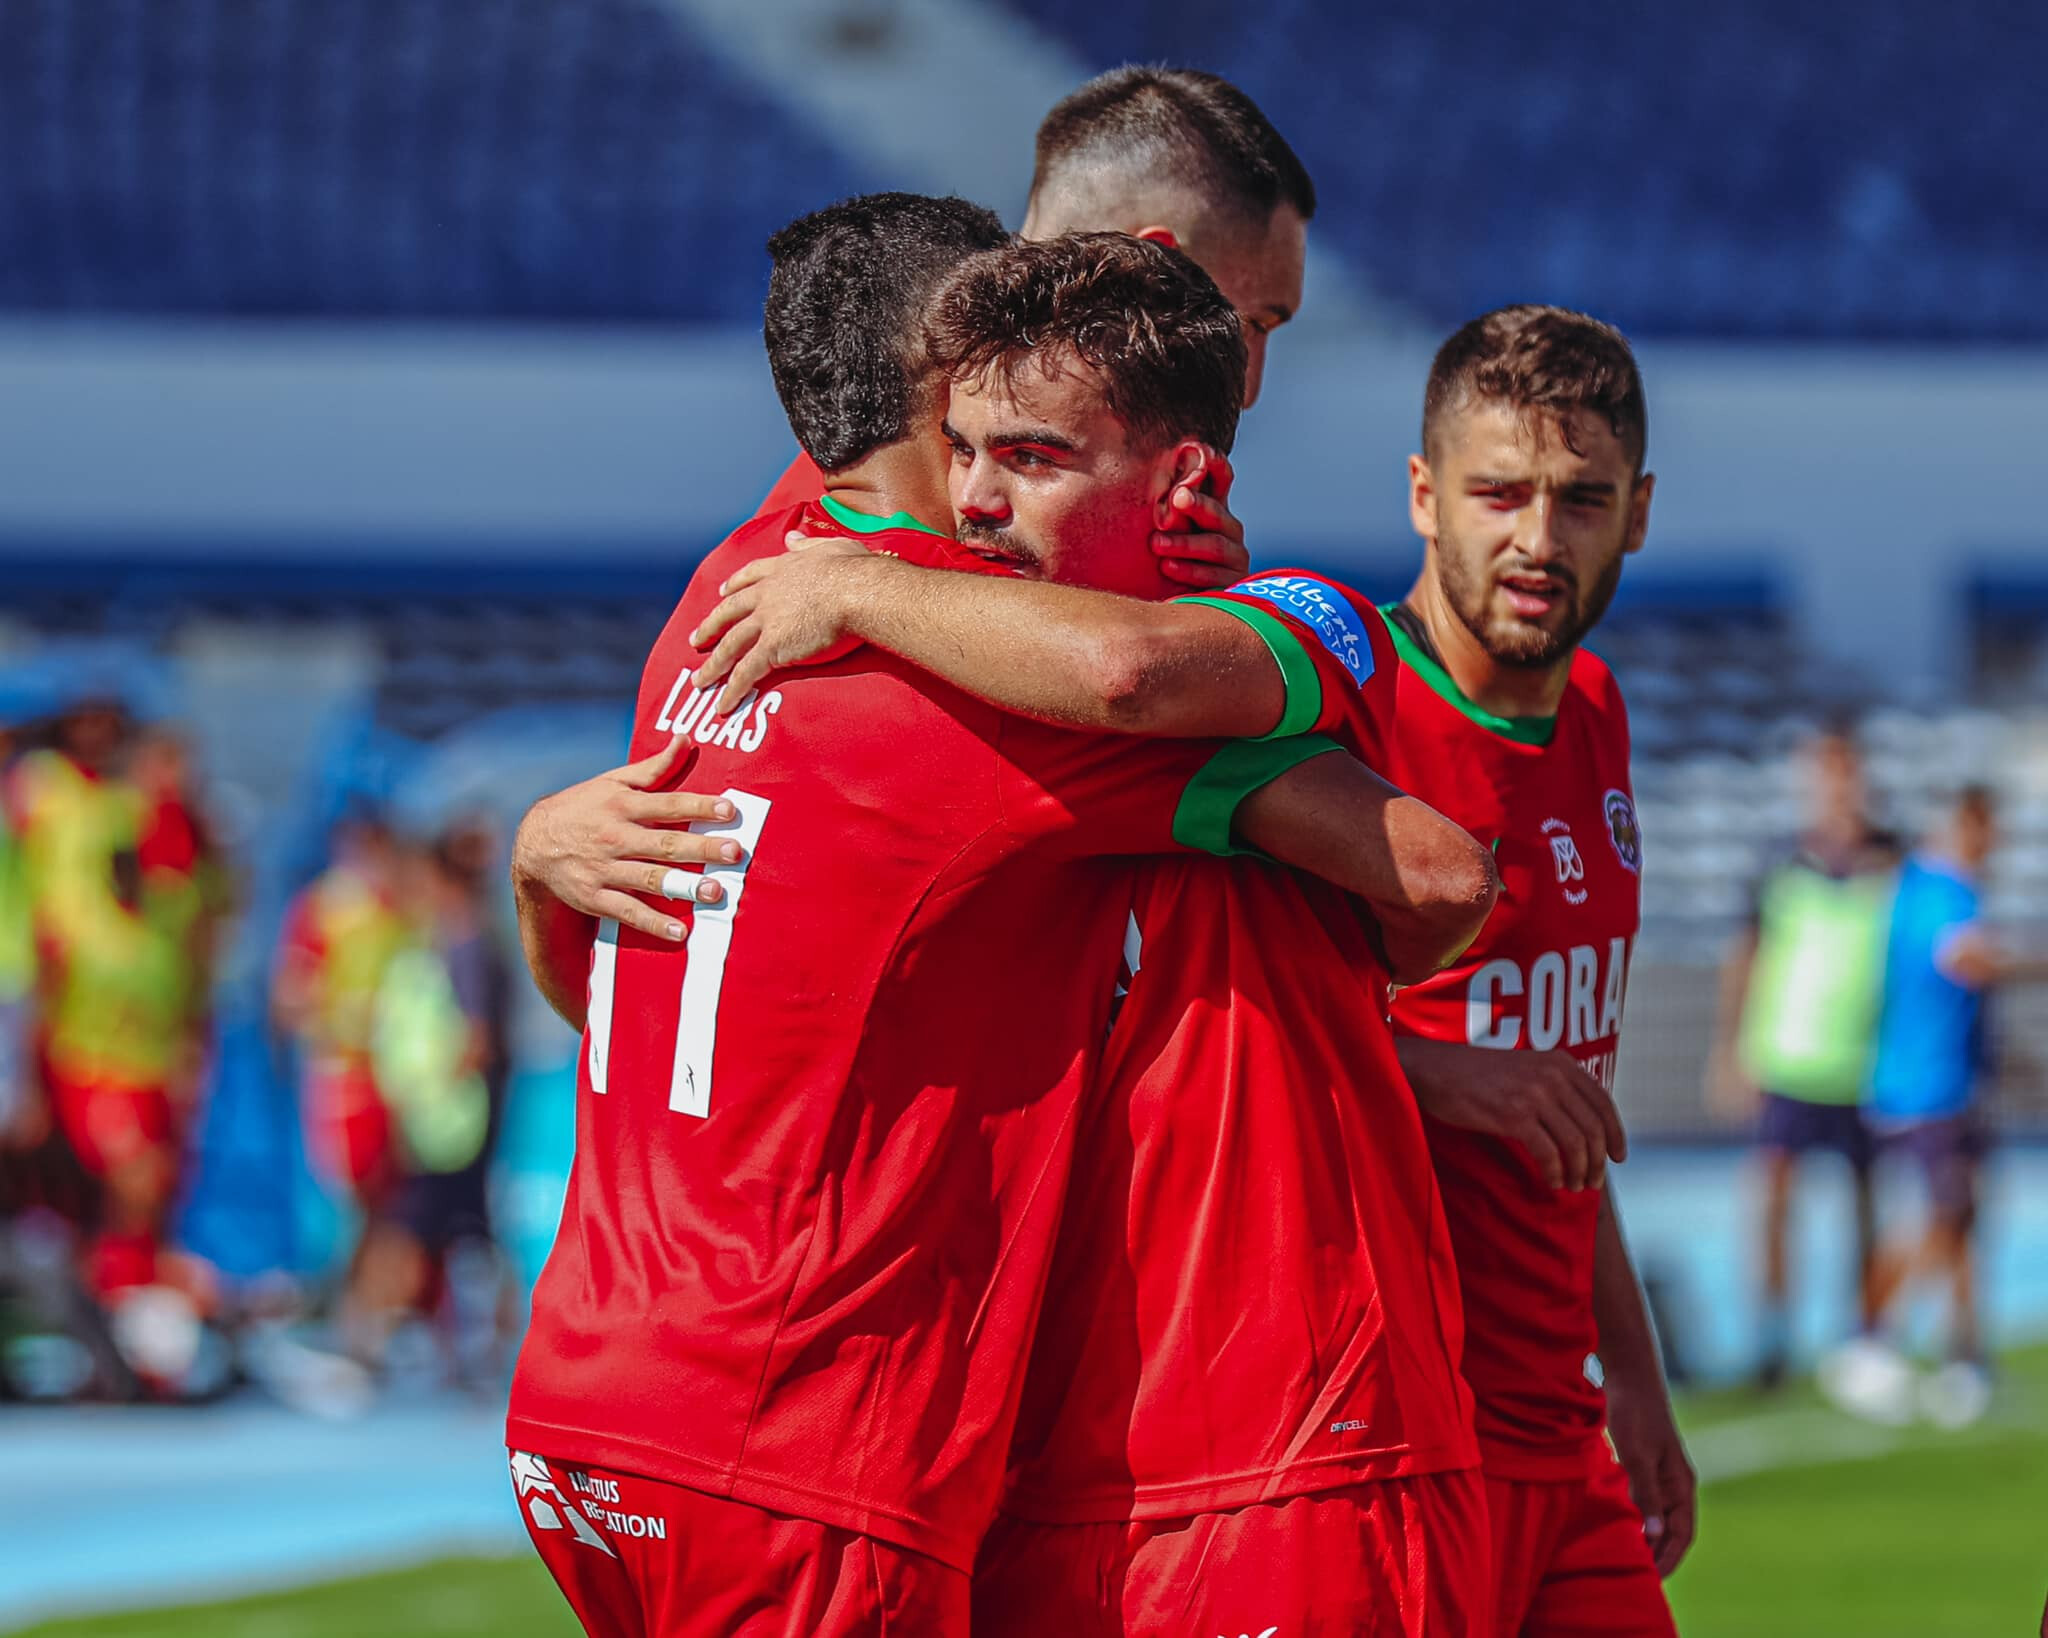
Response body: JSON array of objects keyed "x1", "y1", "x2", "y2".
[{"x1": 1434, "y1": 513, "x2": 1627, "y2": 670}]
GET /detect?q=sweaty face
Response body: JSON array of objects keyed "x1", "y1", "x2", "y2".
[
  {"x1": 1173, "y1": 204, "x2": 1306, "y2": 410},
  {"x1": 942, "y1": 354, "x2": 1181, "y2": 602},
  {"x1": 1422, "y1": 400, "x2": 1650, "y2": 669}
]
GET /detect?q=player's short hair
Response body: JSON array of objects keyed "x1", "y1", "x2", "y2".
[
  {"x1": 925, "y1": 232, "x2": 1246, "y2": 455},
  {"x1": 1423, "y1": 305, "x2": 1649, "y2": 473},
  {"x1": 1031, "y1": 66, "x2": 1315, "y2": 225},
  {"x1": 764, "y1": 193, "x2": 1009, "y2": 472}
]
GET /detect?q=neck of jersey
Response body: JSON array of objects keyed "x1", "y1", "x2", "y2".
[
  {"x1": 1384, "y1": 601, "x2": 1559, "y2": 747},
  {"x1": 819, "y1": 493, "x2": 950, "y2": 540}
]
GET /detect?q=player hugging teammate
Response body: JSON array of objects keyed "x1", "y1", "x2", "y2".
[{"x1": 505, "y1": 66, "x2": 1693, "y2": 1638}]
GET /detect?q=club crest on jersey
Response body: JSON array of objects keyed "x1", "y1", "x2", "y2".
[
  {"x1": 1540, "y1": 817, "x2": 1589, "y2": 905},
  {"x1": 1604, "y1": 789, "x2": 1642, "y2": 873},
  {"x1": 1221, "y1": 575, "x2": 1374, "y2": 687}
]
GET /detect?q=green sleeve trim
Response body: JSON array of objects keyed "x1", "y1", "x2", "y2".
[
  {"x1": 1378, "y1": 603, "x2": 1556, "y2": 746},
  {"x1": 1172, "y1": 735, "x2": 1345, "y2": 858},
  {"x1": 1174, "y1": 594, "x2": 1324, "y2": 740}
]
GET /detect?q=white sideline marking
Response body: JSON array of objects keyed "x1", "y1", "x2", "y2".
[
  {"x1": 1686, "y1": 1404, "x2": 2034, "y2": 1484},
  {"x1": 1687, "y1": 1408, "x2": 1904, "y2": 1483}
]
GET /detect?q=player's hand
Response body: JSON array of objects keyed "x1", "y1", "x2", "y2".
[
  {"x1": 1605, "y1": 1377, "x2": 1698, "y2": 1577},
  {"x1": 512, "y1": 736, "x2": 741, "y2": 942},
  {"x1": 1153, "y1": 448, "x2": 1249, "y2": 590},
  {"x1": 689, "y1": 537, "x2": 875, "y2": 715},
  {"x1": 1395, "y1": 1038, "x2": 1627, "y2": 1191}
]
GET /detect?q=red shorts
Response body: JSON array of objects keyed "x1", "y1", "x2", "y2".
[
  {"x1": 1487, "y1": 1460, "x2": 1675, "y2": 1637},
  {"x1": 510, "y1": 1451, "x2": 969, "y2": 1637},
  {"x1": 974, "y1": 1470, "x2": 1493, "y2": 1638},
  {"x1": 304, "y1": 1061, "x2": 395, "y2": 1200},
  {"x1": 49, "y1": 1074, "x2": 177, "y2": 1178}
]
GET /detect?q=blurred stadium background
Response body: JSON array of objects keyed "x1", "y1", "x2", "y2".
[{"x1": 1, "y1": 0, "x2": 2044, "y2": 1632}]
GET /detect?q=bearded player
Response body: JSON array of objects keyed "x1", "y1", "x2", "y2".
[
  {"x1": 507, "y1": 201, "x2": 1492, "y2": 1637},
  {"x1": 1379, "y1": 307, "x2": 1691, "y2": 1638}
]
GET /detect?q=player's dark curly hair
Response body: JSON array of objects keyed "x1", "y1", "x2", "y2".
[
  {"x1": 1423, "y1": 305, "x2": 1648, "y2": 473},
  {"x1": 764, "y1": 193, "x2": 1009, "y2": 472},
  {"x1": 923, "y1": 232, "x2": 1246, "y2": 455},
  {"x1": 1031, "y1": 66, "x2": 1316, "y2": 224}
]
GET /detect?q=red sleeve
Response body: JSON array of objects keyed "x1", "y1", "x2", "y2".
[{"x1": 996, "y1": 719, "x2": 1343, "y2": 862}]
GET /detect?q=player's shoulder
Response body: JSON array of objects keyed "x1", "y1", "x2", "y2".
[
  {"x1": 1565, "y1": 646, "x2": 1629, "y2": 729},
  {"x1": 697, "y1": 503, "x2": 812, "y2": 583}
]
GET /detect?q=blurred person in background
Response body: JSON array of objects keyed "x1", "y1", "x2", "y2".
[
  {"x1": 1832, "y1": 786, "x2": 2048, "y2": 1428},
  {"x1": 9, "y1": 696, "x2": 221, "y2": 1391},
  {"x1": 131, "y1": 725, "x2": 230, "y2": 1089},
  {"x1": 272, "y1": 811, "x2": 408, "y2": 1212},
  {"x1": 1710, "y1": 721, "x2": 1899, "y2": 1388},
  {"x1": 346, "y1": 819, "x2": 514, "y2": 1388}
]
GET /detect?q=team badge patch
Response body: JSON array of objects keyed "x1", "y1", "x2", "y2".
[
  {"x1": 1541, "y1": 817, "x2": 1589, "y2": 905},
  {"x1": 1225, "y1": 575, "x2": 1375, "y2": 687},
  {"x1": 1604, "y1": 789, "x2": 1642, "y2": 874}
]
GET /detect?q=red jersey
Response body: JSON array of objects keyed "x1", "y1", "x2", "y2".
[
  {"x1": 1380, "y1": 612, "x2": 1641, "y2": 1480},
  {"x1": 755, "y1": 451, "x2": 824, "y2": 516},
  {"x1": 1002, "y1": 574, "x2": 1480, "y2": 1525},
  {"x1": 506, "y1": 502, "x2": 1333, "y2": 1572}
]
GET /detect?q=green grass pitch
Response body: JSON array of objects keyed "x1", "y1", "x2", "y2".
[{"x1": 16, "y1": 1348, "x2": 2047, "y2": 1637}]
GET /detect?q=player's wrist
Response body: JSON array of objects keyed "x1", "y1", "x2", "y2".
[{"x1": 509, "y1": 803, "x2": 565, "y2": 895}]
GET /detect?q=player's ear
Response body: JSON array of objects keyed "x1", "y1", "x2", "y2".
[
  {"x1": 1152, "y1": 439, "x2": 1209, "y2": 527},
  {"x1": 1625, "y1": 471, "x2": 1655, "y2": 557},
  {"x1": 1407, "y1": 453, "x2": 1437, "y2": 540},
  {"x1": 1133, "y1": 225, "x2": 1181, "y2": 252}
]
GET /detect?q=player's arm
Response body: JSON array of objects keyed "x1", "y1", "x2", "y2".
[
  {"x1": 1937, "y1": 923, "x2": 2048, "y2": 988},
  {"x1": 1594, "y1": 1184, "x2": 1697, "y2": 1578},
  {"x1": 509, "y1": 737, "x2": 741, "y2": 1031},
  {"x1": 1228, "y1": 747, "x2": 1499, "y2": 982},
  {"x1": 691, "y1": 544, "x2": 1294, "y2": 738}
]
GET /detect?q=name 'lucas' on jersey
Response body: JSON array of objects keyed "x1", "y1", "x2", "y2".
[{"x1": 652, "y1": 671, "x2": 784, "y2": 755}]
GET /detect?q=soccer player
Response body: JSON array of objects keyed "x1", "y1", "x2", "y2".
[
  {"x1": 694, "y1": 308, "x2": 1692, "y2": 1636},
  {"x1": 273, "y1": 812, "x2": 409, "y2": 1206},
  {"x1": 754, "y1": 66, "x2": 1310, "y2": 547},
  {"x1": 507, "y1": 201, "x2": 1492, "y2": 1637},
  {"x1": 1380, "y1": 308, "x2": 1692, "y2": 1637},
  {"x1": 14, "y1": 698, "x2": 196, "y2": 1305},
  {"x1": 1710, "y1": 722, "x2": 1897, "y2": 1388},
  {"x1": 692, "y1": 381, "x2": 1499, "y2": 1635}
]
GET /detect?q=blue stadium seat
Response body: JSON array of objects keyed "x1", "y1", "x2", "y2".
[
  {"x1": 1000, "y1": 0, "x2": 2048, "y2": 340},
  {"x1": 0, "y1": 0, "x2": 877, "y2": 321}
]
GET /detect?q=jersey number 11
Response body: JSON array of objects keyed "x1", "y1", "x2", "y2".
[{"x1": 585, "y1": 787, "x2": 773, "y2": 1118}]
